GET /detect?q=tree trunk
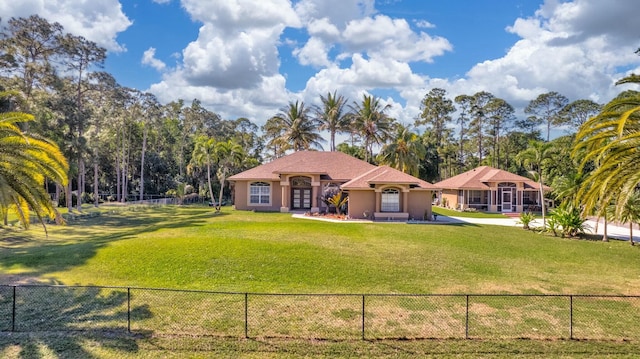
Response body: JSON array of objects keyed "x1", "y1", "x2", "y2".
[
  {"x1": 206, "y1": 161, "x2": 214, "y2": 208},
  {"x1": 54, "y1": 183, "x2": 61, "y2": 206},
  {"x1": 66, "y1": 181, "x2": 73, "y2": 213},
  {"x1": 77, "y1": 158, "x2": 83, "y2": 212},
  {"x1": 116, "y1": 149, "x2": 121, "y2": 202},
  {"x1": 602, "y1": 215, "x2": 608, "y2": 242},
  {"x1": 630, "y1": 223, "x2": 634, "y2": 246},
  {"x1": 217, "y1": 172, "x2": 226, "y2": 213},
  {"x1": 539, "y1": 178, "x2": 546, "y2": 227},
  {"x1": 140, "y1": 124, "x2": 148, "y2": 201},
  {"x1": 94, "y1": 160, "x2": 99, "y2": 207}
]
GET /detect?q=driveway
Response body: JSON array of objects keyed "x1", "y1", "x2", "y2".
[{"x1": 437, "y1": 215, "x2": 639, "y2": 242}]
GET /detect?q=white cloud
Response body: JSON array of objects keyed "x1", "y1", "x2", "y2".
[
  {"x1": 294, "y1": 0, "x2": 375, "y2": 25},
  {"x1": 149, "y1": 0, "x2": 640, "y2": 131},
  {"x1": 455, "y1": 0, "x2": 640, "y2": 108},
  {"x1": 293, "y1": 37, "x2": 332, "y2": 67},
  {"x1": 341, "y1": 15, "x2": 452, "y2": 63},
  {"x1": 0, "y1": 0, "x2": 131, "y2": 52},
  {"x1": 142, "y1": 48, "x2": 167, "y2": 72},
  {"x1": 399, "y1": 0, "x2": 640, "y2": 130},
  {"x1": 146, "y1": 0, "x2": 302, "y2": 120},
  {"x1": 415, "y1": 20, "x2": 435, "y2": 29}
]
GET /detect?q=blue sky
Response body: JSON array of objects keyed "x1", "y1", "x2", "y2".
[{"x1": 3, "y1": 0, "x2": 640, "y2": 129}]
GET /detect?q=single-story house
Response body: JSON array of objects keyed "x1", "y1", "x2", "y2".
[
  {"x1": 434, "y1": 166, "x2": 551, "y2": 213},
  {"x1": 228, "y1": 151, "x2": 438, "y2": 221}
]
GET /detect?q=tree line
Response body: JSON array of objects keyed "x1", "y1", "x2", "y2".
[{"x1": 1, "y1": 15, "x2": 639, "y2": 243}]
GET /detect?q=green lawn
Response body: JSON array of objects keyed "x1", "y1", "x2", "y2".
[
  {"x1": 432, "y1": 206, "x2": 513, "y2": 218},
  {"x1": 1, "y1": 204, "x2": 638, "y2": 294},
  {"x1": 2, "y1": 205, "x2": 640, "y2": 357}
]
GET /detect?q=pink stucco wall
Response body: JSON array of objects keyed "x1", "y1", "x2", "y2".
[{"x1": 232, "y1": 180, "x2": 283, "y2": 212}]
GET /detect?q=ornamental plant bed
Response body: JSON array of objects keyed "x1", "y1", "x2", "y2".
[{"x1": 305, "y1": 212, "x2": 348, "y2": 220}]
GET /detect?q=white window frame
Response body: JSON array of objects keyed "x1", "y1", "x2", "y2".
[
  {"x1": 249, "y1": 182, "x2": 271, "y2": 205},
  {"x1": 381, "y1": 188, "x2": 400, "y2": 212}
]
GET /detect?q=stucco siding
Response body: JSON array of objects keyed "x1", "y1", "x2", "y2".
[
  {"x1": 408, "y1": 191, "x2": 433, "y2": 220},
  {"x1": 233, "y1": 180, "x2": 282, "y2": 212},
  {"x1": 347, "y1": 190, "x2": 376, "y2": 219},
  {"x1": 441, "y1": 189, "x2": 459, "y2": 209}
]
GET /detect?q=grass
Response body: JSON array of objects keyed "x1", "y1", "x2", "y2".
[
  {"x1": 2, "y1": 204, "x2": 639, "y2": 294},
  {"x1": 2, "y1": 204, "x2": 640, "y2": 357},
  {"x1": 432, "y1": 206, "x2": 512, "y2": 218},
  {"x1": 1, "y1": 334, "x2": 640, "y2": 358}
]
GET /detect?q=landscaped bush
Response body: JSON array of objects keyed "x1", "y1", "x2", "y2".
[
  {"x1": 549, "y1": 203, "x2": 588, "y2": 238},
  {"x1": 517, "y1": 212, "x2": 536, "y2": 230}
]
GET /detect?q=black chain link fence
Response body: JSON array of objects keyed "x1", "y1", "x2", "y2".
[{"x1": 1, "y1": 285, "x2": 639, "y2": 340}]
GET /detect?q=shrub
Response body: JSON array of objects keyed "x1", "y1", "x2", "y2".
[
  {"x1": 326, "y1": 192, "x2": 348, "y2": 215},
  {"x1": 518, "y1": 212, "x2": 536, "y2": 230},
  {"x1": 545, "y1": 216, "x2": 559, "y2": 237},
  {"x1": 550, "y1": 204, "x2": 588, "y2": 238}
]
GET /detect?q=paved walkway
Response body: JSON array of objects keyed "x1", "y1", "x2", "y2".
[
  {"x1": 436, "y1": 215, "x2": 638, "y2": 242},
  {"x1": 293, "y1": 212, "x2": 638, "y2": 242}
]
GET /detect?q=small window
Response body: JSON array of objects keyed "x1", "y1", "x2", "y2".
[
  {"x1": 249, "y1": 182, "x2": 270, "y2": 204},
  {"x1": 381, "y1": 188, "x2": 400, "y2": 212}
]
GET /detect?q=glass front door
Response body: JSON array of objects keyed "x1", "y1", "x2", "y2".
[{"x1": 292, "y1": 188, "x2": 311, "y2": 209}]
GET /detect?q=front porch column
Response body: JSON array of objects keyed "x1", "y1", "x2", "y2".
[
  {"x1": 280, "y1": 181, "x2": 289, "y2": 212},
  {"x1": 375, "y1": 188, "x2": 381, "y2": 212},
  {"x1": 311, "y1": 181, "x2": 320, "y2": 213},
  {"x1": 402, "y1": 190, "x2": 409, "y2": 213}
]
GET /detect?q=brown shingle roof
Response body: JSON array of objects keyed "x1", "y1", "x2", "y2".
[
  {"x1": 342, "y1": 166, "x2": 438, "y2": 190},
  {"x1": 228, "y1": 151, "x2": 377, "y2": 181},
  {"x1": 434, "y1": 166, "x2": 545, "y2": 190}
]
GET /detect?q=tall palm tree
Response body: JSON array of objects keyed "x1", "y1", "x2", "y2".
[
  {"x1": 0, "y1": 108, "x2": 68, "y2": 234},
  {"x1": 349, "y1": 95, "x2": 394, "y2": 162},
  {"x1": 516, "y1": 140, "x2": 554, "y2": 226},
  {"x1": 270, "y1": 101, "x2": 324, "y2": 152},
  {"x1": 190, "y1": 135, "x2": 217, "y2": 206},
  {"x1": 573, "y1": 74, "x2": 640, "y2": 221},
  {"x1": 316, "y1": 91, "x2": 350, "y2": 151},
  {"x1": 609, "y1": 191, "x2": 640, "y2": 246},
  {"x1": 214, "y1": 139, "x2": 244, "y2": 212},
  {"x1": 377, "y1": 124, "x2": 426, "y2": 177}
]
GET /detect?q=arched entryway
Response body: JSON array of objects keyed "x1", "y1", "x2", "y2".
[{"x1": 290, "y1": 176, "x2": 312, "y2": 210}]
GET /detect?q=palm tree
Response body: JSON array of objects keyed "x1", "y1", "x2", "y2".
[
  {"x1": 516, "y1": 140, "x2": 554, "y2": 226},
  {"x1": 611, "y1": 191, "x2": 640, "y2": 246},
  {"x1": 190, "y1": 135, "x2": 217, "y2": 206},
  {"x1": 349, "y1": 95, "x2": 394, "y2": 162},
  {"x1": 316, "y1": 91, "x2": 350, "y2": 151},
  {"x1": 270, "y1": 101, "x2": 324, "y2": 152},
  {"x1": 377, "y1": 124, "x2": 426, "y2": 176},
  {"x1": 573, "y1": 74, "x2": 640, "y2": 221},
  {"x1": 213, "y1": 139, "x2": 245, "y2": 212},
  {"x1": 0, "y1": 108, "x2": 68, "y2": 234}
]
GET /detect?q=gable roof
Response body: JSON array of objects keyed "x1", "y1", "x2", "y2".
[
  {"x1": 342, "y1": 165, "x2": 438, "y2": 190},
  {"x1": 434, "y1": 166, "x2": 545, "y2": 190},
  {"x1": 228, "y1": 151, "x2": 377, "y2": 182}
]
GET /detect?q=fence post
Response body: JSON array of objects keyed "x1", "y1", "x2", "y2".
[
  {"x1": 244, "y1": 293, "x2": 249, "y2": 339},
  {"x1": 127, "y1": 288, "x2": 131, "y2": 333},
  {"x1": 465, "y1": 295, "x2": 469, "y2": 339},
  {"x1": 11, "y1": 286, "x2": 16, "y2": 332},
  {"x1": 361, "y1": 295, "x2": 366, "y2": 340},
  {"x1": 569, "y1": 295, "x2": 573, "y2": 340}
]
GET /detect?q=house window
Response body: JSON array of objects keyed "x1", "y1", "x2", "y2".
[
  {"x1": 249, "y1": 182, "x2": 270, "y2": 204},
  {"x1": 523, "y1": 191, "x2": 536, "y2": 205},
  {"x1": 469, "y1": 190, "x2": 482, "y2": 204},
  {"x1": 381, "y1": 188, "x2": 400, "y2": 212},
  {"x1": 291, "y1": 176, "x2": 311, "y2": 187}
]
